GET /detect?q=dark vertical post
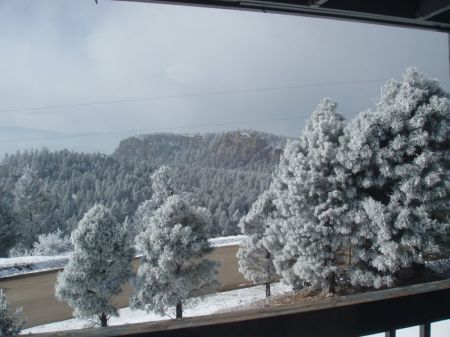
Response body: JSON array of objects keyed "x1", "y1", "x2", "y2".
[
  {"x1": 100, "y1": 313, "x2": 108, "y2": 327},
  {"x1": 385, "y1": 330, "x2": 396, "y2": 337},
  {"x1": 176, "y1": 301, "x2": 183, "y2": 319},
  {"x1": 419, "y1": 323, "x2": 431, "y2": 337},
  {"x1": 265, "y1": 251, "x2": 271, "y2": 298}
]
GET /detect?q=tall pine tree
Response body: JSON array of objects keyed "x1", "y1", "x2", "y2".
[
  {"x1": 55, "y1": 205, "x2": 134, "y2": 327},
  {"x1": 131, "y1": 195, "x2": 219, "y2": 318},
  {"x1": 237, "y1": 190, "x2": 278, "y2": 297},
  {"x1": 267, "y1": 99, "x2": 347, "y2": 293},
  {"x1": 339, "y1": 68, "x2": 450, "y2": 288}
]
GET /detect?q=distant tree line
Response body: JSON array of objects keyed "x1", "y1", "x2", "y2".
[{"x1": 0, "y1": 131, "x2": 284, "y2": 256}]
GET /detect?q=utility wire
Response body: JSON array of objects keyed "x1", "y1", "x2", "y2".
[
  {"x1": 0, "y1": 116, "x2": 302, "y2": 144},
  {"x1": 0, "y1": 74, "x2": 447, "y2": 114}
]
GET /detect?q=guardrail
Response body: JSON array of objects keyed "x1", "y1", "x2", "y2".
[{"x1": 31, "y1": 279, "x2": 450, "y2": 337}]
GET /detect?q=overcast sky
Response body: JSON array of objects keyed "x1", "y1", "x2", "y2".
[{"x1": 0, "y1": 0, "x2": 449, "y2": 152}]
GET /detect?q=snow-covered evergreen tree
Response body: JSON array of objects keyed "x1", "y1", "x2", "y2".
[
  {"x1": 0, "y1": 195, "x2": 16, "y2": 257},
  {"x1": 339, "y1": 68, "x2": 450, "y2": 288},
  {"x1": 267, "y1": 99, "x2": 347, "y2": 293},
  {"x1": 132, "y1": 166, "x2": 175, "y2": 237},
  {"x1": 237, "y1": 190, "x2": 277, "y2": 297},
  {"x1": 131, "y1": 195, "x2": 219, "y2": 318},
  {"x1": 0, "y1": 289, "x2": 24, "y2": 336},
  {"x1": 150, "y1": 165, "x2": 174, "y2": 208},
  {"x1": 55, "y1": 205, "x2": 134, "y2": 327},
  {"x1": 12, "y1": 166, "x2": 53, "y2": 247}
]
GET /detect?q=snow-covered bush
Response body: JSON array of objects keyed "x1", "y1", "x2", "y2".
[
  {"x1": 339, "y1": 68, "x2": 450, "y2": 288},
  {"x1": 131, "y1": 195, "x2": 219, "y2": 318},
  {"x1": 0, "y1": 289, "x2": 24, "y2": 336},
  {"x1": 55, "y1": 205, "x2": 134, "y2": 327},
  {"x1": 32, "y1": 230, "x2": 72, "y2": 256},
  {"x1": 237, "y1": 190, "x2": 278, "y2": 297},
  {"x1": 8, "y1": 244, "x2": 32, "y2": 258}
]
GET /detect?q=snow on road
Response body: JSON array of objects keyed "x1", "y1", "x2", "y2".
[
  {"x1": 0, "y1": 235, "x2": 247, "y2": 279},
  {"x1": 0, "y1": 254, "x2": 71, "y2": 278},
  {"x1": 23, "y1": 282, "x2": 290, "y2": 334}
]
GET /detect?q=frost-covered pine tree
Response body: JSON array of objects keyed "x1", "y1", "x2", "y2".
[
  {"x1": 13, "y1": 166, "x2": 51, "y2": 247},
  {"x1": 267, "y1": 99, "x2": 347, "y2": 293},
  {"x1": 131, "y1": 195, "x2": 219, "y2": 319},
  {"x1": 0, "y1": 289, "x2": 24, "y2": 336},
  {"x1": 0, "y1": 196, "x2": 16, "y2": 257},
  {"x1": 150, "y1": 165, "x2": 174, "y2": 208},
  {"x1": 237, "y1": 190, "x2": 277, "y2": 297},
  {"x1": 55, "y1": 205, "x2": 134, "y2": 327},
  {"x1": 132, "y1": 166, "x2": 175, "y2": 236},
  {"x1": 339, "y1": 68, "x2": 450, "y2": 288}
]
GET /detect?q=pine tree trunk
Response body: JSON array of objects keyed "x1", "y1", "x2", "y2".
[
  {"x1": 347, "y1": 244, "x2": 352, "y2": 268},
  {"x1": 327, "y1": 271, "x2": 336, "y2": 294},
  {"x1": 265, "y1": 251, "x2": 271, "y2": 298},
  {"x1": 176, "y1": 301, "x2": 182, "y2": 319},
  {"x1": 324, "y1": 245, "x2": 336, "y2": 294},
  {"x1": 100, "y1": 313, "x2": 108, "y2": 327},
  {"x1": 265, "y1": 282, "x2": 271, "y2": 298}
]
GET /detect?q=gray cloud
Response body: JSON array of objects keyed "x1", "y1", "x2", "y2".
[{"x1": 0, "y1": 0, "x2": 448, "y2": 150}]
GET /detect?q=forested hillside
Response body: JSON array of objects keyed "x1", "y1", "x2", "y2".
[{"x1": 0, "y1": 130, "x2": 285, "y2": 255}]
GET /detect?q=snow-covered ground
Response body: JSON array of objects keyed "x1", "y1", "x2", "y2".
[
  {"x1": 23, "y1": 282, "x2": 290, "y2": 334},
  {"x1": 0, "y1": 236, "x2": 246, "y2": 279},
  {"x1": 22, "y1": 281, "x2": 449, "y2": 337},
  {"x1": 209, "y1": 234, "x2": 246, "y2": 247}
]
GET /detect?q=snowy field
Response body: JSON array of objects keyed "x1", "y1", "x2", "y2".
[
  {"x1": 23, "y1": 282, "x2": 290, "y2": 334},
  {"x1": 0, "y1": 235, "x2": 246, "y2": 279},
  {"x1": 22, "y1": 281, "x2": 449, "y2": 336}
]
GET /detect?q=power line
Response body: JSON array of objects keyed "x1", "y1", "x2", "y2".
[
  {"x1": 0, "y1": 115, "x2": 302, "y2": 144},
  {"x1": 0, "y1": 74, "x2": 447, "y2": 114}
]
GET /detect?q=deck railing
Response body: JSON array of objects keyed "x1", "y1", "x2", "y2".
[{"x1": 31, "y1": 279, "x2": 449, "y2": 337}]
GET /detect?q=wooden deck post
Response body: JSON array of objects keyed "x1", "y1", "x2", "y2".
[{"x1": 419, "y1": 323, "x2": 431, "y2": 337}]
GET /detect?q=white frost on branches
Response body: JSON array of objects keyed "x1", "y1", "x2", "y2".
[
  {"x1": 0, "y1": 289, "x2": 24, "y2": 337},
  {"x1": 339, "y1": 68, "x2": 450, "y2": 288},
  {"x1": 55, "y1": 205, "x2": 134, "y2": 327},
  {"x1": 267, "y1": 99, "x2": 347, "y2": 293},
  {"x1": 131, "y1": 195, "x2": 219, "y2": 318},
  {"x1": 237, "y1": 190, "x2": 277, "y2": 296}
]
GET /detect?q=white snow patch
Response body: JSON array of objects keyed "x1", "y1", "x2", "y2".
[
  {"x1": 425, "y1": 259, "x2": 450, "y2": 275},
  {"x1": 208, "y1": 235, "x2": 246, "y2": 247},
  {"x1": 0, "y1": 254, "x2": 71, "y2": 278},
  {"x1": 23, "y1": 282, "x2": 290, "y2": 334},
  {"x1": 0, "y1": 236, "x2": 246, "y2": 279}
]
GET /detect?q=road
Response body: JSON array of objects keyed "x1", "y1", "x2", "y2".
[{"x1": 0, "y1": 245, "x2": 248, "y2": 328}]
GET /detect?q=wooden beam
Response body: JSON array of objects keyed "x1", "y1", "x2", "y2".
[
  {"x1": 419, "y1": 323, "x2": 431, "y2": 337},
  {"x1": 309, "y1": 0, "x2": 328, "y2": 8},
  {"x1": 113, "y1": 0, "x2": 450, "y2": 33},
  {"x1": 416, "y1": 0, "x2": 450, "y2": 20},
  {"x1": 30, "y1": 279, "x2": 450, "y2": 337}
]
